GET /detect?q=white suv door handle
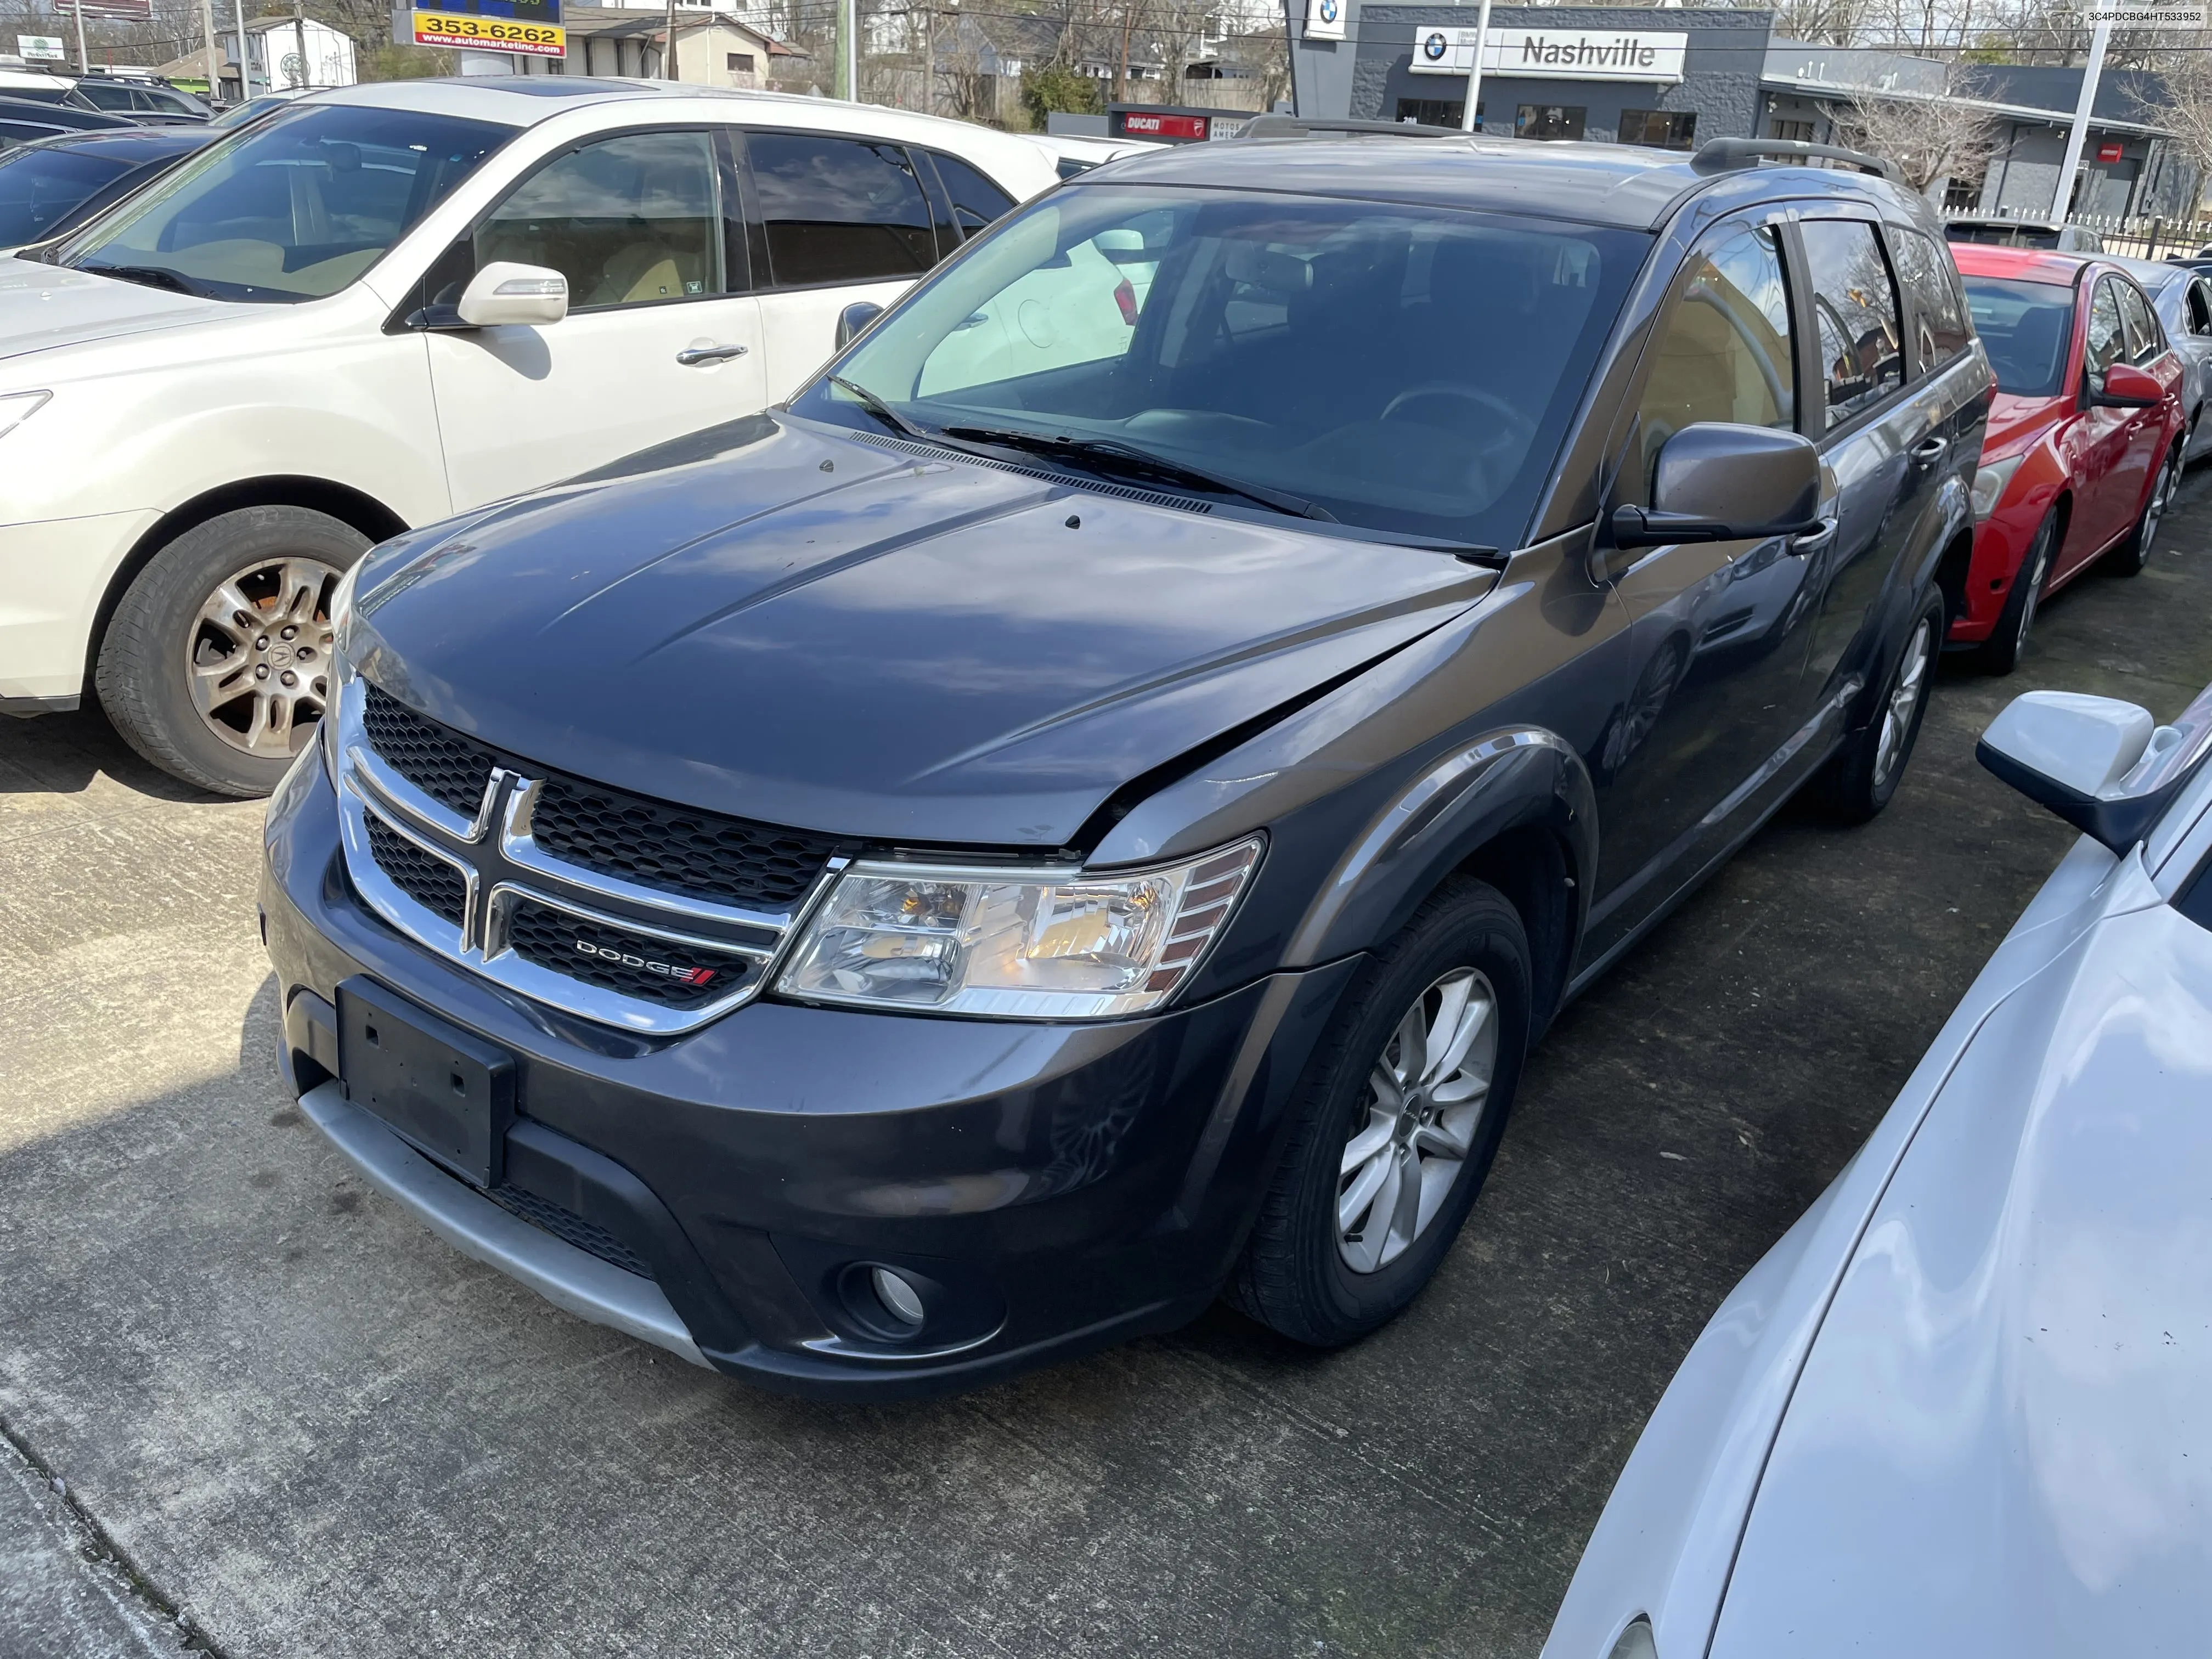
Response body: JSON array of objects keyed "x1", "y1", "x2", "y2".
[{"x1": 677, "y1": 343, "x2": 749, "y2": 366}]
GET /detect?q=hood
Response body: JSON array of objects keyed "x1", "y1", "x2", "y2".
[
  {"x1": 0, "y1": 255, "x2": 229, "y2": 365},
  {"x1": 1708, "y1": 895, "x2": 2212, "y2": 1657},
  {"x1": 1986, "y1": 390, "x2": 2072, "y2": 458},
  {"x1": 351, "y1": 416, "x2": 1494, "y2": 848}
]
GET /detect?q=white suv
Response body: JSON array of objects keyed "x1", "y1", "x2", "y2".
[{"x1": 0, "y1": 77, "x2": 1057, "y2": 793}]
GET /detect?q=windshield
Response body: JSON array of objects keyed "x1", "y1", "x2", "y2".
[
  {"x1": 1963, "y1": 275, "x2": 2074, "y2": 397},
  {"x1": 0, "y1": 143, "x2": 132, "y2": 246},
  {"x1": 53, "y1": 103, "x2": 510, "y2": 302},
  {"x1": 799, "y1": 185, "x2": 1647, "y2": 547}
]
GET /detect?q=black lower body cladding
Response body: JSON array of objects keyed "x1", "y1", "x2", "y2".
[{"x1": 263, "y1": 752, "x2": 1360, "y2": 1397}]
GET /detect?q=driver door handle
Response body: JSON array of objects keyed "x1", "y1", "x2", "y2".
[
  {"x1": 1910, "y1": 436, "x2": 1949, "y2": 465},
  {"x1": 677, "y1": 343, "x2": 749, "y2": 366},
  {"x1": 1790, "y1": 517, "x2": 1838, "y2": 555}
]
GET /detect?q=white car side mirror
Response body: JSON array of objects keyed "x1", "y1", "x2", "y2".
[
  {"x1": 1979, "y1": 686, "x2": 2212, "y2": 851},
  {"x1": 455, "y1": 262, "x2": 568, "y2": 328}
]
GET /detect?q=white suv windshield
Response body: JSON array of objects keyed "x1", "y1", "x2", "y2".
[
  {"x1": 803, "y1": 184, "x2": 1648, "y2": 547},
  {"x1": 55, "y1": 104, "x2": 510, "y2": 302}
]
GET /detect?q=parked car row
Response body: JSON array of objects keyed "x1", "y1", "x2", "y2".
[
  {"x1": 0, "y1": 66, "x2": 211, "y2": 126},
  {"x1": 3, "y1": 92, "x2": 2204, "y2": 1643}
]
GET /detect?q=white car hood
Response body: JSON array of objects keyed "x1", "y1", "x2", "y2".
[
  {"x1": 1710, "y1": 893, "x2": 2212, "y2": 1657},
  {"x1": 0, "y1": 256, "x2": 229, "y2": 365}
]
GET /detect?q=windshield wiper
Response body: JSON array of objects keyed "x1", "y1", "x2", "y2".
[
  {"x1": 78, "y1": 262, "x2": 204, "y2": 297},
  {"x1": 942, "y1": 425, "x2": 1334, "y2": 522},
  {"x1": 827, "y1": 375, "x2": 939, "y2": 444}
]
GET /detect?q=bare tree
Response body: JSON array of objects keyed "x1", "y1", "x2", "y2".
[
  {"x1": 2131, "y1": 37, "x2": 2212, "y2": 212},
  {"x1": 1839, "y1": 70, "x2": 2000, "y2": 199}
]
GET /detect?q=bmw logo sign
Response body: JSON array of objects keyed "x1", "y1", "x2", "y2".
[
  {"x1": 1422, "y1": 31, "x2": 1447, "y2": 59},
  {"x1": 1319, "y1": 0, "x2": 1338, "y2": 20}
]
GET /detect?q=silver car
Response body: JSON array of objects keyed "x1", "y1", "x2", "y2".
[{"x1": 2111, "y1": 253, "x2": 2212, "y2": 464}]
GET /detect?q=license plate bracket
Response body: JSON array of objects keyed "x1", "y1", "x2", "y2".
[{"x1": 336, "y1": 978, "x2": 516, "y2": 1188}]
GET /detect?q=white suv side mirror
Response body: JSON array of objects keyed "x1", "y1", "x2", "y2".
[
  {"x1": 1979, "y1": 686, "x2": 2212, "y2": 851},
  {"x1": 455, "y1": 262, "x2": 569, "y2": 328}
]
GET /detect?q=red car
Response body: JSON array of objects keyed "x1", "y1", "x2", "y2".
[{"x1": 1949, "y1": 245, "x2": 2187, "y2": 672}]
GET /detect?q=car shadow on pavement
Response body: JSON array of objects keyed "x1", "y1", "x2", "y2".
[{"x1": 0, "y1": 707, "x2": 224, "y2": 803}]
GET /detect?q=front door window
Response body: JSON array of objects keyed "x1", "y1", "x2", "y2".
[{"x1": 471, "y1": 130, "x2": 725, "y2": 309}]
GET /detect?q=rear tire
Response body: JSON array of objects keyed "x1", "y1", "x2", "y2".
[
  {"x1": 1226, "y1": 877, "x2": 1532, "y2": 1347},
  {"x1": 2106, "y1": 441, "x2": 2183, "y2": 577},
  {"x1": 95, "y1": 506, "x2": 366, "y2": 798},
  {"x1": 1972, "y1": 510, "x2": 2057, "y2": 677},
  {"x1": 1811, "y1": 591, "x2": 1943, "y2": 825}
]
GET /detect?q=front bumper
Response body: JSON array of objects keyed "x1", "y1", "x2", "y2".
[
  {"x1": 0, "y1": 509, "x2": 160, "y2": 701},
  {"x1": 263, "y1": 751, "x2": 1356, "y2": 1398}
]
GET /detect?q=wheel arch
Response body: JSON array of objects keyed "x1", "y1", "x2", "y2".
[
  {"x1": 82, "y1": 477, "x2": 409, "y2": 687},
  {"x1": 1281, "y1": 728, "x2": 1596, "y2": 1036}
]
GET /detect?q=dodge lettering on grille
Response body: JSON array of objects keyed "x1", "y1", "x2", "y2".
[{"x1": 573, "y1": 939, "x2": 718, "y2": 986}]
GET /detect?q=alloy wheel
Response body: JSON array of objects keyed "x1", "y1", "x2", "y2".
[
  {"x1": 2140, "y1": 445, "x2": 2182, "y2": 562},
  {"x1": 1336, "y1": 967, "x2": 1498, "y2": 1273},
  {"x1": 2012, "y1": 529, "x2": 2053, "y2": 655},
  {"x1": 186, "y1": 556, "x2": 341, "y2": 758},
  {"x1": 1871, "y1": 616, "x2": 1933, "y2": 789}
]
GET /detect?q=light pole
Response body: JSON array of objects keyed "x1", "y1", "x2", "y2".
[
  {"x1": 232, "y1": 0, "x2": 250, "y2": 101},
  {"x1": 2051, "y1": 16, "x2": 2111, "y2": 222},
  {"x1": 71, "y1": 0, "x2": 87, "y2": 76},
  {"x1": 839, "y1": 0, "x2": 857, "y2": 100},
  {"x1": 1459, "y1": 0, "x2": 1491, "y2": 132},
  {"x1": 196, "y1": 0, "x2": 219, "y2": 105}
]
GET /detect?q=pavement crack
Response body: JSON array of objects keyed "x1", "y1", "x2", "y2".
[{"x1": 0, "y1": 1410, "x2": 233, "y2": 1658}]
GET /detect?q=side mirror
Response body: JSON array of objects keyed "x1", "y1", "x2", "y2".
[
  {"x1": 1610, "y1": 422, "x2": 1824, "y2": 549},
  {"x1": 836, "y1": 301, "x2": 884, "y2": 349},
  {"x1": 1977, "y1": 686, "x2": 2212, "y2": 851},
  {"x1": 2091, "y1": 363, "x2": 2163, "y2": 409},
  {"x1": 454, "y1": 261, "x2": 568, "y2": 328}
]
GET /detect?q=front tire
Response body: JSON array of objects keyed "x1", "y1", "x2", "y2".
[
  {"x1": 1811, "y1": 591, "x2": 1942, "y2": 825},
  {"x1": 1973, "y1": 510, "x2": 2057, "y2": 676},
  {"x1": 1227, "y1": 877, "x2": 1532, "y2": 1347},
  {"x1": 95, "y1": 506, "x2": 366, "y2": 797}
]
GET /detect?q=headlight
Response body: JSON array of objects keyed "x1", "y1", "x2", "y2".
[
  {"x1": 1970, "y1": 452, "x2": 2026, "y2": 520},
  {"x1": 0, "y1": 390, "x2": 50, "y2": 442},
  {"x1": 1607, "y1": 1620, "x2": 1658, "y2": 1659},
  {"x1": 777, "y1": 838, "x2": 1262, "y2": 1019}
]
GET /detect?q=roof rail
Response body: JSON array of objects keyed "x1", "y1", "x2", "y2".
[
  {"x1": 1232, "y1": 114, "x2": 1468, "y2": 140},
  {"x1": 1692, "y1": 137, "x2": 1903, "y2": 184}
]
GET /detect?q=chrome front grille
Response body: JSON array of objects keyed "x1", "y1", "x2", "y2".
[
  {"x1": 334, "y1": 676, "x2": 844, "y2": 1035},
  {"x1": 531, "y1": 774, "x2": 837, "y2": 911}
]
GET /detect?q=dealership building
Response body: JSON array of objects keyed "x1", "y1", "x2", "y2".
[{"x1": 1282, "y1": 2, "x2": 2200, "y2": 221}]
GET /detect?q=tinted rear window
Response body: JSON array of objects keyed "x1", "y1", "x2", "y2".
[{"x1": 1963, "y1": 275, "x2": 2074, "y2": 397}]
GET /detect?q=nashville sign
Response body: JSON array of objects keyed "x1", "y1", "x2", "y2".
[{"x1": 1410, "y1": 27, "x2": 1688, "y2": 83}]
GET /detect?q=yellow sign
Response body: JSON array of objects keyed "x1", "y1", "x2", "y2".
[{"x1": 411, "y1": 10, "x2": 566, "y2": 55}]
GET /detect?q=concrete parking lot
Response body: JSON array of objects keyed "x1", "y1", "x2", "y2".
[{"x1": 4, "y1": 472, "x2": 2208, "y2": 1659}]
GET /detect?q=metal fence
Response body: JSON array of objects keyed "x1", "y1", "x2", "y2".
[{"x1": 2064, "y1": 215, "x2": 2212, "y2": 259}]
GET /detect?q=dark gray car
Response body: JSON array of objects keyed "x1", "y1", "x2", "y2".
[{"x1": 260, "y1": 127, "x2": 1990, "y2": 1396}]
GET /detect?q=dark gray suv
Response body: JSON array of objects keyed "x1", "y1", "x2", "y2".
[{"x1": 261, "y1": 125, "x2": 1989, "y2": 1396}]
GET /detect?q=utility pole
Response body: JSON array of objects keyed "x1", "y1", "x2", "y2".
[
  {"x1": 197, "y1": 0, "x2": 219, "y2": 106},
  {"x1": 2052, "y1": 16, "x2": 2111, "y2": 222},
  {"x1": 837, "y1": 0, "x2": 857, "y2": 100},
  {"x1": 71, "y1": 0, "x2": 87, "y2": 76},
  {"x1": 291, "y1": 0, "x2": 307, "y2": 88},
  {"x1": 922, "y1": 0, "x2": 934, "y2": 114},
  {"x1": 663, "y1": 0, "x2": 679, "y2": 78},
  {"x1": 1459, "y1": 0, "x2": 1492, "y2": 131},
  {"x1": 232, "y1": 0, "x2": 251, "y2": 100}
]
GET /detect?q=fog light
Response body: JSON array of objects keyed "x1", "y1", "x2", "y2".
[{"x1": 871, "y1": 1266, "x2": 925, "y2": 1327}]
